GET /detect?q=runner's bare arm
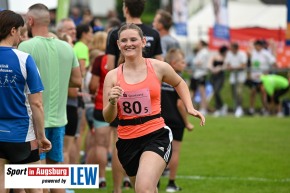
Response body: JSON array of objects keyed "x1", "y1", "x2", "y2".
[
  {"x1": 158, "y1": 60, "x2": 205, "y2": 126},
  {"x1": 102, "y1": 69, "x2": 123, "y2": 123}
]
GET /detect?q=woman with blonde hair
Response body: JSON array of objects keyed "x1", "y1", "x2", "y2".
[{"x1": 90, "y1": 31, "x2": 108, "y2": 65}]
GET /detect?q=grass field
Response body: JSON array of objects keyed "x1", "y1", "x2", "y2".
[{"x1": 73, "y1": 116, "x2": 290, "y2": 193}]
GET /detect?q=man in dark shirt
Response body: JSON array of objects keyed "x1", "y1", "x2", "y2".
[{"x1": 106, "y1": 0, "x2": 163, "y2": 70}]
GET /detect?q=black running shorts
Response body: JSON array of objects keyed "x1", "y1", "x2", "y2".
[
  {"x1": 0, "y1": 141, "x2": 39, "y2": 164},
  {"x1": 116, "y1": 127, "x2": 173, "y2": 177}
]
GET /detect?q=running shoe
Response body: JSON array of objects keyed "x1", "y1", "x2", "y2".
[
  {"x1": 166, "y1": 184, "x2": 182, "y2": 192},
  {"x1": 123, "y1": 179, "x2": 132, "y2": 189},
  {"x1": 99, "y1": 181, "x2": 107, "y2": 189}
]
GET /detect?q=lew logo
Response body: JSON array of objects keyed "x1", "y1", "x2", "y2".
[{"x1": 71, "y1": 167, "x2": 98, "y2": 186}]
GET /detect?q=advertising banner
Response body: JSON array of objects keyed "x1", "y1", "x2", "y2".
[
  {"x1": 5, "y1": 164, "x2": 99, "y2": 189},
  {"x1": 212, "y1": 0, "x2": 230, "y2": 45},
  {"x1": 173, "y1": 0, "x2": 188, "y2": 36},
  {"x1": 286, "y1": 0, "x2": 290, "y2": 45}
]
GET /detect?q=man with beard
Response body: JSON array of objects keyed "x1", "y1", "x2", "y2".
[{"x1": 18, "y1": 4, "x2": 82, "y2": 193}]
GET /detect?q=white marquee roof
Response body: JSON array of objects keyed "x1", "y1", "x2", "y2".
[{"x1": 178, "y1": 1, "x2": 287, "y2": 43}]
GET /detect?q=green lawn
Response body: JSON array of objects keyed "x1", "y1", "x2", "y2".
[{"x1": 74, "y1": 116, "x2": 290, "y2": 193}]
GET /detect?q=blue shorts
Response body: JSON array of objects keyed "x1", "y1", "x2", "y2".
[
  {"x1": 93, "y1": 119, "x2": 109, "y2": 129},
  {"x1": 93, "y1": 109, "x2": 109, "y2": 129},
  {"x1": 40, "y1": 126, "x2": 65, "y2": 162}
]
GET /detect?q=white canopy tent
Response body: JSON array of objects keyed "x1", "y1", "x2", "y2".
[
  {"x1": 172, "y1": 1, "x2": 287, "y2": 48},
  {"x1": 8, "y1": 0, "x2": 58, "y2": 13}
]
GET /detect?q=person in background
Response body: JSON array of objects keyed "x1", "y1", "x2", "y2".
[
  {"x1": 90, "y1": 16, "x2": 105, "y2": 33},
  {"x1": 190, "y1": 40, "x2": 210, "y2": 115},
  {"x1": 90, "y1": 31, "x2": 108, "y2": 65},
  {"x1": 106, "y1": 0, "x2": 163, "y2": 71},
  {"x1": 161, "y1": 48, "x2": 194, "y2": 192},
  {"x1": 152, "y1": 8, "x2": 181, "y2": 178},
  {"x1": 105, "y1": 17, "x2": 121, "y2": 33},
  {"x1": 57, "y1": 34, "x2": 79, "y2": 172},
  {"x1": 86, "y1": 19, "x2": 122, "y2": 172},
  {"x1": 18, "y1": 4, "x2": 82, "y2": 193},
  {"x1": 56, "y1": 18, "x2": 77, "y2": 43},
  {"x1": 208, "y1": 45, "x2": 228, "y2": 117},
  {"x1": 73, "y1": 23, "x2": 94, "y2": 165},
  {"x1": 74, "y1": 23, "x2": 93, "y2": 77},
  {"x1": 19, "y1": 25, "x2": 29, "y2": 43},
  {"x1": 0, "y1": 10, "x2": 51, "y2": 193},
  {"x1": 70, "y1": 6, "x2": 82, "y2": 26},
  {"x1": 248, "y1": 40, "x2": 276, "y2": 115},
  {"x1": 225, "y1": 43, "x2": 247, "y2": 117},
  {"x1": 86, "y1": 31, "x2": 110, "y2": 189},
  {"x1": 56, "y1": 18, "x2": 82, "y2": 166},
  {"x1": 152, "y1": 9, "x2": 180, "y2": 57},
  {"x1": 260, "y1": 74, "x2": 289, "y2": 117},
  {"x1": 103, "y1": 23, "x2": 205, "y2": 193},
  {"x1": 82, "y1": 8, "x2": 93, "y2": 25}
]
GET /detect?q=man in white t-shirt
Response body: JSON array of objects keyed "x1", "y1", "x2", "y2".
[
  {"x1": 225, "y1": 43, "x2": 247, "y2": 117},
  {"x1": 248, "y1": 40, "x2": 276, "y2": 115}
]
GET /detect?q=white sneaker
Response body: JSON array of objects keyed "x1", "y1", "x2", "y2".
[
  {"x1": 277, "y1": 112, "x2": 284, "y2": 117},
  {"x1": 213, "y1": 110, "x2": 221, "y2": 117},
  {"x1": 200, "y1": 108, "x2": 207, "y2": 116},
  {"x1": 261, "y1": 108, "x2": 269, "y2": 116},
  {"x1": 166, "y1": 184, "x2": 182, "y2": 192},
  {"x1": 235, "y1": 107, "x2": 244, "y2": 118},
  {"x1": 221, "y1": 104, "x2": 228, "y2": 116},
  {"x1": 248, "y1": 108, "x2": 255, "y2": 115}
]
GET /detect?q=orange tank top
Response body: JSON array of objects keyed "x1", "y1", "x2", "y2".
[{"x1": 117, "y1": 59, "x2": 165, "y2": 139}]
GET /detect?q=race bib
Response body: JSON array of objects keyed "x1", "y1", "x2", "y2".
[{"x1": 118, "y1": 88, "x2": 152, "y2": 116}]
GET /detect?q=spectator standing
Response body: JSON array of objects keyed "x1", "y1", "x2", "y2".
[
  {"x1": 0, "y1": 10, "x2": 51, "y2": 193},
  {"x1": 152, "y1": 9, "x2": 180, "y2": 57},
  {"x1": 18, "y1": 4, "x2": 82, "y2": 193},
  {"x1": 19, "y1": 26, "x2": 29, "y2": 43},
  {"x1": 105, "y1": 17, "x2": 121, "y2": 33},
  {"x1": 248, "y1": 40, "x2": 276, "y2": 115},
  {"x1": 90, "y1": 31, "x2": 107, "y2": 65},
  {"x1": 74, "y1": 23, "x2": 93, "y2": 76},
  {"x1": 152, "y1": 8, "x2": 182, "y2": 181},
  {"x1": 56, "y1": 18, "x2": 80, "y2": 166},
  {"x1": 56, "y1": 18, "x2": 77, "y2": 42},
  {"x1": 190, "y1": 40, "x2": 210, "y2": 115},
  {"x1": 161, "y1": 48, "x2": 194, "y2": 192},
  {"x1": 225, "y1": 43, "x2": 247, "y2": 117},
  {"x1": 70, "y1": 6, "x2": 83, "y2": 26},
  {"x1": 208, "y1": 45, "x2": 228, "y2": 117},
  {"x1": 86, "y1": 31, "x2": 110, "y2": 189},
  {"x1": 73, "y1": 23, "x2": 94, "y2": 166}
]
